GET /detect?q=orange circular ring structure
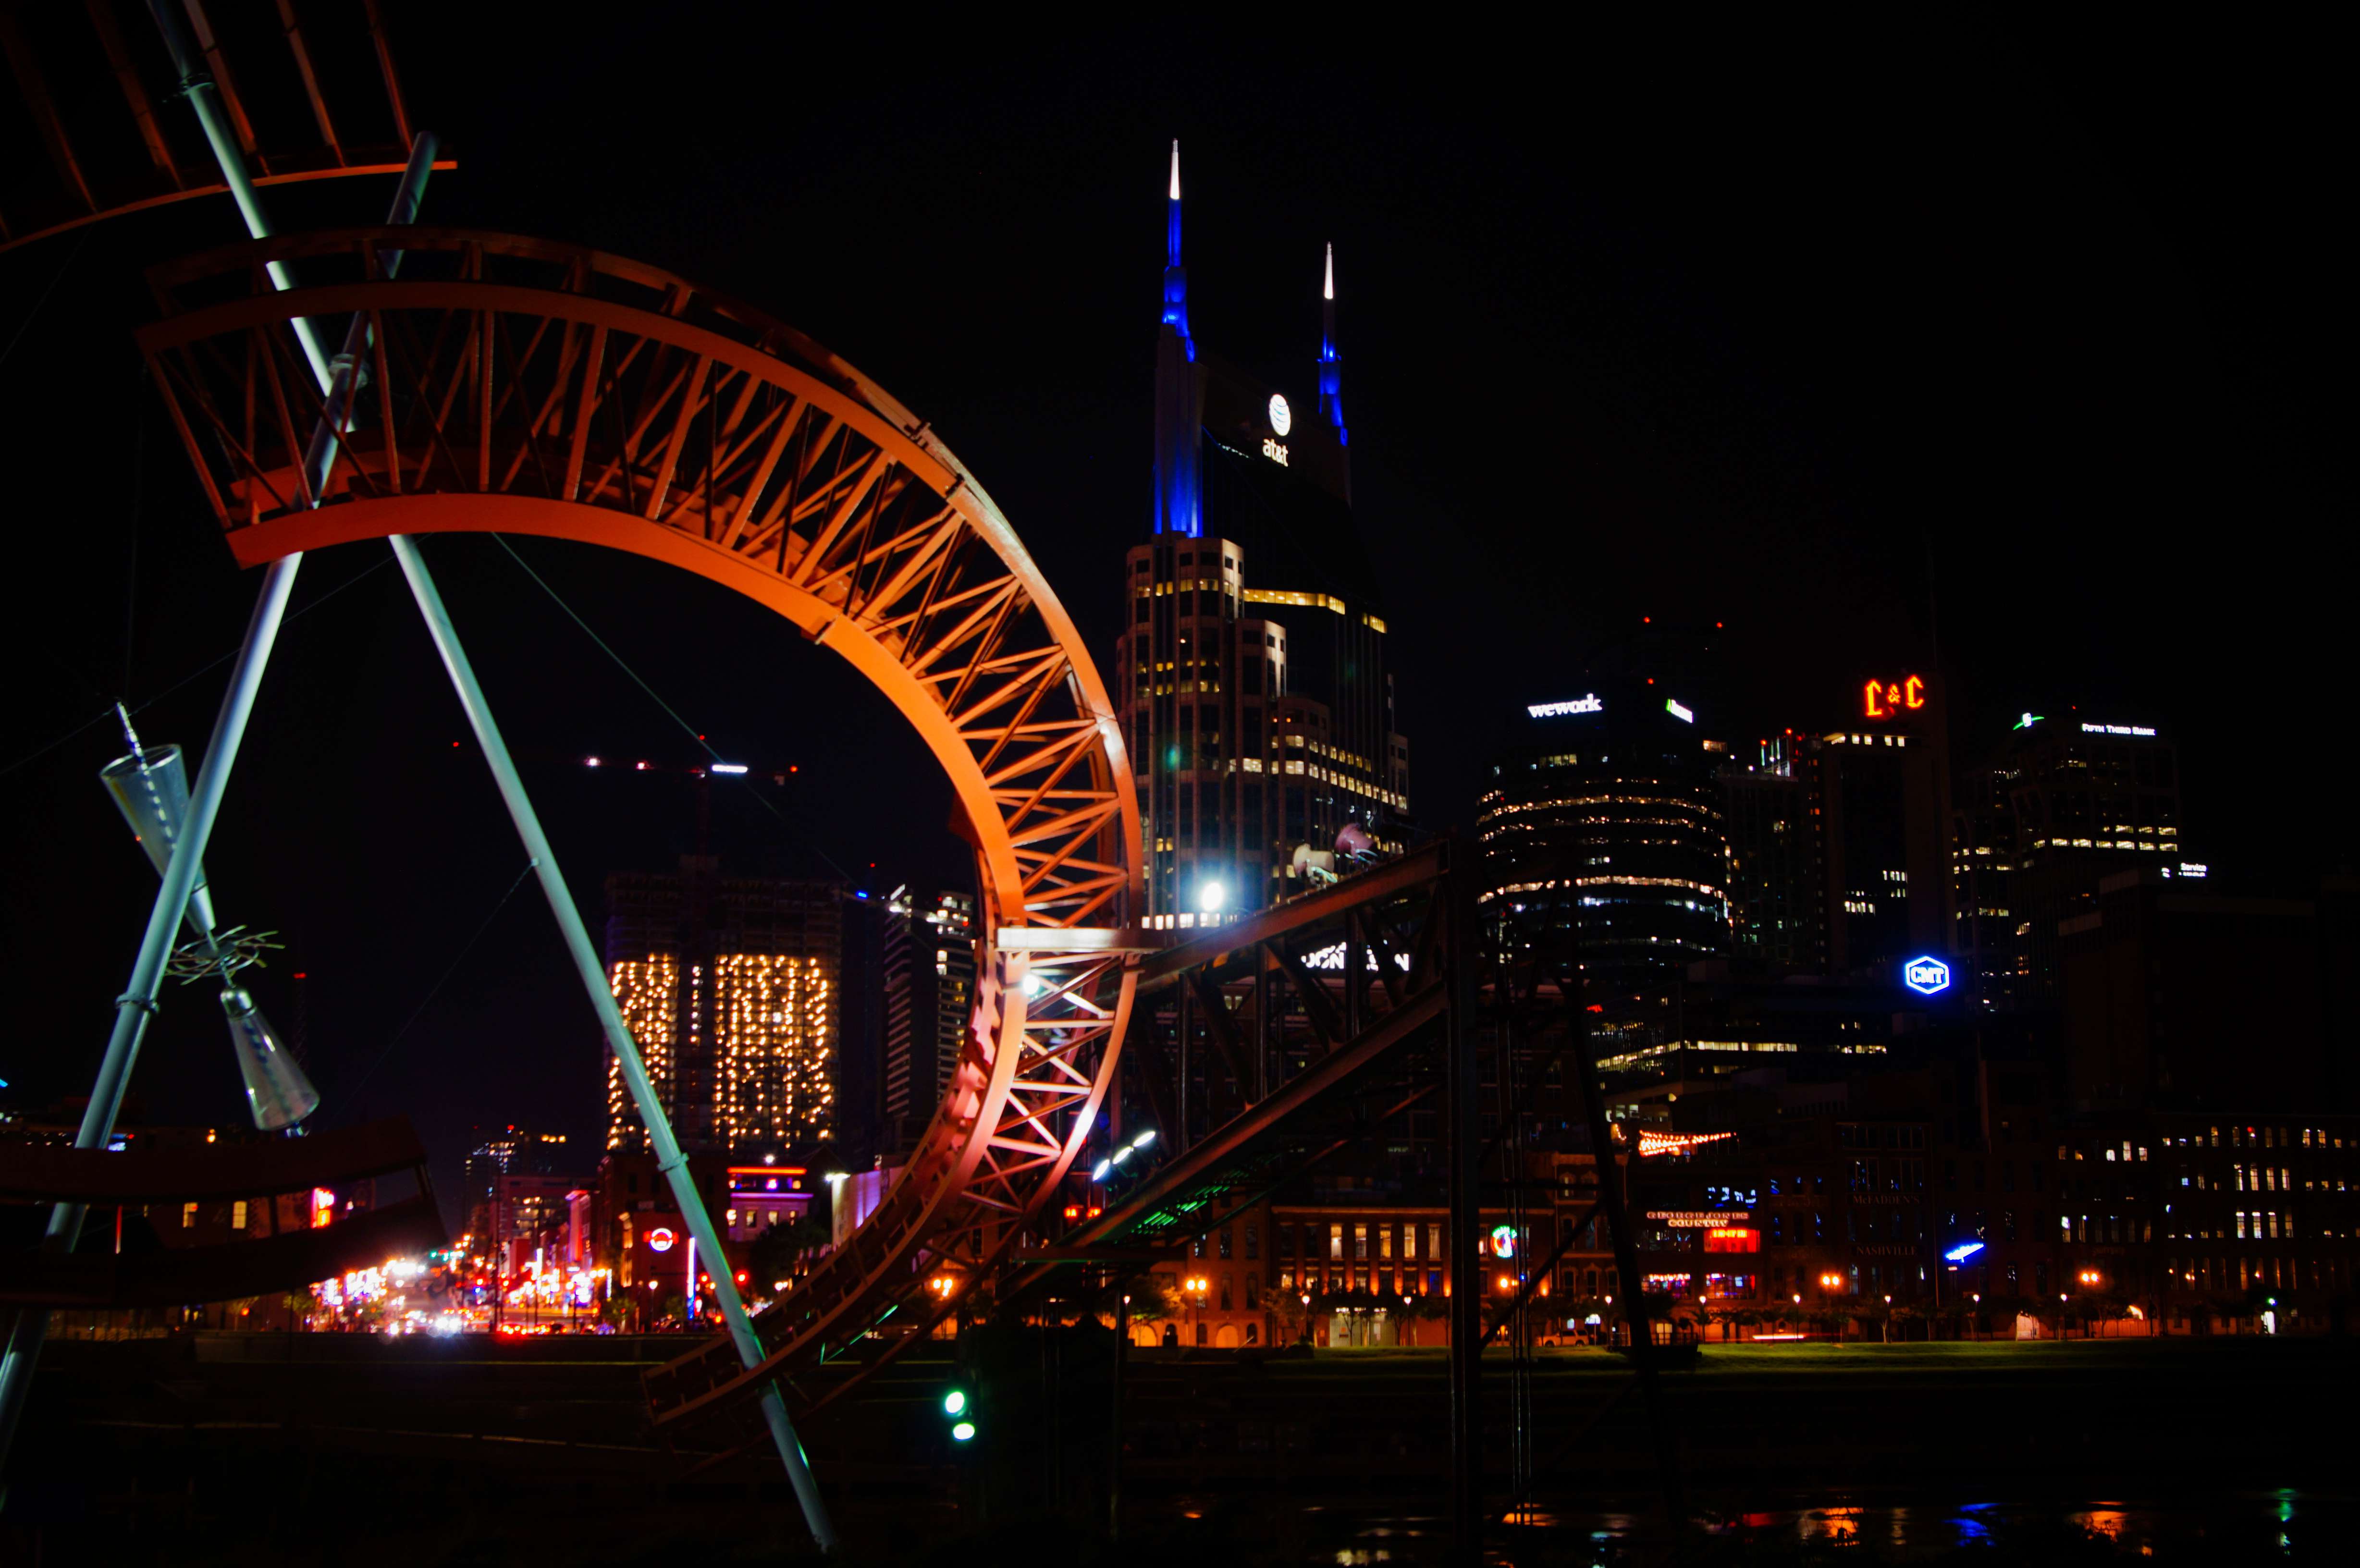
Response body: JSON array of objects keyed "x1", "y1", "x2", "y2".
[{"x1": 137, "y1": 228, "x2": 1140, "y2": 1425}]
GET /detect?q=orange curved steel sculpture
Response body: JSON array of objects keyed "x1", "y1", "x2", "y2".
[{"x1": 138, "y1": 228, "x2": 1141, "y2": 1426}]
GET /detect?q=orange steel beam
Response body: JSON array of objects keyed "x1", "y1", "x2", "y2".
[
  {"x1": 359, "y1": 0, "x2": 410, "y2": 149},
  {"x1": 0, "y1": 8, "x2": 99, "y2": 213},
  {"x1": 136, "y1": 228, "x2": 1141, "y2": 1436},
  {"x1": 273, "y1": 0, "x2": 344, "y2": 164},
  {"x1": 84, "y1": 0, "x2": 184, "y2": 190},
  {"x1": 0, "y1": 161, "x2": 457, "y2": 257}
]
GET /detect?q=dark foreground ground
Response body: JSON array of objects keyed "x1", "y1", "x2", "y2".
[{"x1": 1, "y1": 1333, "x2": 2353, "y2": 1565}]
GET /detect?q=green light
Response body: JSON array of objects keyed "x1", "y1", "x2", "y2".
[
  {"x1": 951, "y1": 1421, "x2": 976, "y2": 1442},
  {"x1": 942, "y1": 1388, "x2": 967, "y2": 1417}
]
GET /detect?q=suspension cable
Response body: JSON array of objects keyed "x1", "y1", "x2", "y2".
[
  {"x1": 487, "y1": 533, "x2": 859, "y2": 885},
  {"x1": 323, "y1": 858, "x2": 539, "y2": 1112}
]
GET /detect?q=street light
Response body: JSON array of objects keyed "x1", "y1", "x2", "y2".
[
  {"x1": 1093, "y1": 1129, "x2": 1160, "y2": 1191},
  {"x1": 1196, "y1": 880, "x2": 1227, "y2": 916},
  {"x1": 1182, "y1": 1274, "x2": 1210, "y2": 1347}
]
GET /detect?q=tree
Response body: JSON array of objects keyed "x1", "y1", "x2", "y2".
[
  {"x1": 1266, "y1": 1289, "x2": 1312, "y2": 1346},
  {"x1": 747, "y1": 1204, "x2": 835, "y2": 1293},
  {"x1": 1126, "y1": 1273, "x2": 1183, "y2": 1328}
]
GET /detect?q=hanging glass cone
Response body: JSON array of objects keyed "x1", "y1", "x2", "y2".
[
  {"x1": 98, "y1": 743, "x2": 219, "y2": 936},
  {"x1": 221, "y1": 986, "x2": 319, "y2": 1130}
]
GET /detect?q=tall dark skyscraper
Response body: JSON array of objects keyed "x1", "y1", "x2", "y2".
[
  {"x1": 1721, "y1": 735, "x2": 1823, "y2": 975},
  {"x1": 1954, "y1": 711, "x2": 2191, "y2": 1008},
  {"x1": 833, "y1": 890, "x2": 888, "y2": 1166},
  {"x1": 1117, "y1": 146, "x2": 1409, "y2": 927},
  {"x1": 602, "y1": 860, "x2": 841, "y2": 1156},
  {"x1": 1479, "y1": 673, "x2": 1731, "y2": 996},
  {"x1": 1807, "y1": 672, "x2": 1955, "y2": 982},
  {"x1": 880, "y1": 884, "x2": 975, "y2": 1155}
]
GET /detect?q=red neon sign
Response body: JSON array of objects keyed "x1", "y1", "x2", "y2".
[
  {"x1": 1864, "y1": 674, "x2": 1927, "y2": 719},
  {"x1": 1702, "y1": 1227, "x2": 1760, "y2": 1254}
]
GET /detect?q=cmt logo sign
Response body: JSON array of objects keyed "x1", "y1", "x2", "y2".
[
  {"x1": 1864, "y1": 674, "x2": 1927, "y2": 719},
  {"x1": 1902, "y1": 955, "x2": 1952, "y2": 996}
]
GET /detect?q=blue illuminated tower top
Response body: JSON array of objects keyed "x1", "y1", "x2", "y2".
[
  {"x1": 1152, "y1": 140, "x2": 1202, "y2": 537},
  {"x1": 1162, "y1": 140, "x2": 1192, "y2": 355},
  {"x1": 1318, "y1": 243, "x2": 1347, "y2": 447}
]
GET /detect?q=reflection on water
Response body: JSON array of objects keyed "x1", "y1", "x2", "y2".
[{"x1": 1135, "y1": 1488, "x2": 2347, "y2": 1563}]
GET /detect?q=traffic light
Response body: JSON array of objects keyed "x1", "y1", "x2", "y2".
[{"x1": 942, "y1": 1386, "x2": 975, "y2": 1443}]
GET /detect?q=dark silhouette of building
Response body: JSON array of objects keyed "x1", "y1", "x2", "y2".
[
  {"x1": 1721, "y1": 734, "x2": 1824, "y2": 975},
  {"x1": 2062, "y1": 868, "x2": 2325, "y2": 1115},
  {"x1": 833, "y1": 888, "x2": 889, "y2": 1167}
]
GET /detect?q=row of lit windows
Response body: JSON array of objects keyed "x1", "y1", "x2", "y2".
[
  {"x1": 2168, "y1": 1256, "x2": 2335, "y2": 1294},
  {"x1": 2172, "y1": 1126, "x2": 2346, "y2": 1151},
  {"x1": 1484, "y1": 874, "x2": 1727, "y2": 901}
]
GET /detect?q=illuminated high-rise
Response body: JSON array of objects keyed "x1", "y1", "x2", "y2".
[
  {"x1": 1953, "y1": 711, "x2": 2189, "y2": 1008},
  {"x1": 602, "y1": 859, "x2": 840, "y2": 1155},
  {"x1": 1118, "y1": 146, "x2": 1410, "y2": 927},
  {"x1": 1479, "y1": 674, "x2": 1731, "y2": 996},
  {"x1": 881, "y1": 884, "x2": 975, "y2": 1155}
]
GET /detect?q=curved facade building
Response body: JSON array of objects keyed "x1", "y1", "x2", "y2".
[{"x1": 1479, "y1": 679, "x2": 1730, "y2": 995}]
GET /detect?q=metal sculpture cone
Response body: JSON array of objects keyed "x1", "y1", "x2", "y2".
[
  {"x1": 98, "y1": 741, "x2": 218, "y2": 937},
  {"x1": 100, "y1": 712, "x2": 318, "y2": 1131},
  {"x1": 220, "y1": 985, "x2": 318, "y2": 1130}
]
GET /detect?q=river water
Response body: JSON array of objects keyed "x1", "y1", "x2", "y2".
[{"x1": 1144, "y1": 1487, "x2": 2352, "y2": 1564}]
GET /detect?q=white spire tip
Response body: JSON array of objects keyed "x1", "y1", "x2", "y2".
[
  {"x1": 1323, "y1": 242, "x2": 1334, "y2": 301},
  {"x1": 1169, "y1": 140, "x2": 1180, "y2": 201}
]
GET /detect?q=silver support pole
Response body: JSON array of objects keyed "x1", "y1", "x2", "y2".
[
  {"x1": 0, "y1": 556, "x2": 302, "y2": 1463},
  {"x1": 141, "y1": 0, "x2": 334, "y2": 388},
  {"x1": 0, "y1": 11, "x2": 442, "y2": 1470},
  {"x1": 388, "y1": 537, "x2": 837, "y2": 1554}
]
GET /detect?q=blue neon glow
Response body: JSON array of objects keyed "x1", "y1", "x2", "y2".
[
  {"x1": 1319, "y1": 243, "x2": 1347, "y2": 445},
  {"x1": 1153, "y1": 142, "x2": 1202, "y2": 537},
  {"x1": 1903, "y1": 955, "x2": 1952, "y2": 995},
  {"x1": 1944, "y1": 1240, "x2": 1985, "y2": 1263},
  {"x1": 1161, "y1": 140, "x2": 1192, "y2": 353}
]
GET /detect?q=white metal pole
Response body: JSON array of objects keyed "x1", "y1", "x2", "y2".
[
  {"x1": 0, "y1": 113, "x2": 438, "y2": 1472},
  {"x1": 390, "y1": 538, "x2": 836, "y2": 1552}
]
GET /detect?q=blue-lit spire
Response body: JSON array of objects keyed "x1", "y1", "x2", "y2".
[
  {"x1": 1317, "y1": 242, "x2": 1347, "y2": 446},
  {"x1": 1152, "y1": 140, "x2": 1203, "y2": 537},
  {"x1": 1161, "y1": 140, "x2": 1193, "y2": 357}
]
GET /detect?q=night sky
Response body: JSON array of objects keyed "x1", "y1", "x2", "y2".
[{"x1": 0, "y1": 21, "x2": 2338, "y2": 1209}]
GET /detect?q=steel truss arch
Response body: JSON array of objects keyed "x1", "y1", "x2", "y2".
[{"x1": 137, "y1": 228, "x2": 1141, "y2": 1426}]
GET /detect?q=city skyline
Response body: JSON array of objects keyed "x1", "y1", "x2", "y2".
[
  {"x1": 0, "y1": 18, "x2": 2349, "y2": 1558},
  {"x1": 0, "y1": 27, "x2": 2337, "y2": 1226}
]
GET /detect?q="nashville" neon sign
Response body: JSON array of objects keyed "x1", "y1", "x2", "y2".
[{"x1": 1864, "y1": 674, "x2": 1927, "y2": 719}]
